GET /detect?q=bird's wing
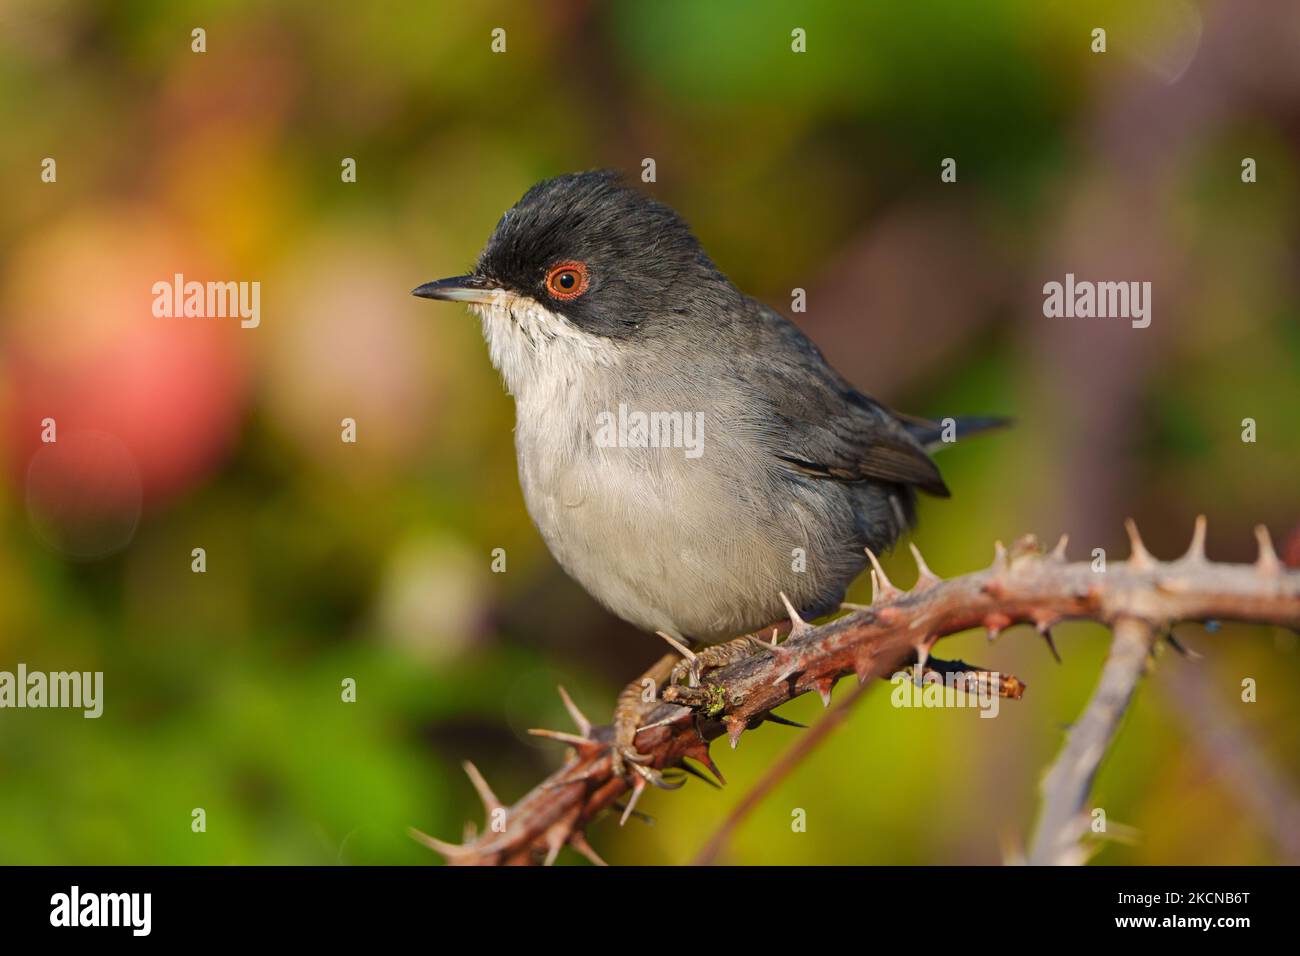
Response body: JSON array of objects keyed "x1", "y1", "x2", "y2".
[{"x1": 742, "y1": 302, "x2": 950, "y2": 498}]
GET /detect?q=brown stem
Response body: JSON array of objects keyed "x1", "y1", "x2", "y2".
[
  {"x1": 1027, "y1": 616, "x2": 1157, "y2": 865},
  {"x1": 412, "y1": 518, "x2": 1300, "y2": 866}
]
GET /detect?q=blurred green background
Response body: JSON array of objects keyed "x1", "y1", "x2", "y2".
[{"x1": 1, "y1": 0, "x2": 1298, "y2": 865}]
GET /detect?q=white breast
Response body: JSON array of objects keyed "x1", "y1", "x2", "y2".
[{"x1": 472, "y1": 294, "x2": 852, "y2": 642}]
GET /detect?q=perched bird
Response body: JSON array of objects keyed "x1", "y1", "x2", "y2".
[{"x1": 414, "y1": 170, "x2": 1006, "y2": 776}]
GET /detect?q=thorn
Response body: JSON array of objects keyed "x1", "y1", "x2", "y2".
[
  {"x1": 1165, "y1": 630, "x2": 1201, "y2": 660},
  {"x1": 408, "y1": 827, "x2": 469, "y2": 860},
  {"x1": 840, "y1": 602, "x2": 871, "y2": 612},
  {"x1": 610, "y1": 801, "x2": 653, "y2": 826},
  {"x1": 984, "y1": 611, "x2": 1012, "y2": 642},
  {"x1": 684, "y1": 739, "x2": 727, "y2": 786},
  {"x1": 815, "y1": 675, "x2": 836, "y2": 708},
  {"x1": 619, "y1": 776, "x2": 648, "y2": 827},
  {"x1": 528, "y1": 727, "x2": 595, "y2": 748},
  {"x1": 1050, "y1": 534, "x2": 1069, "y2": 562},
  {"x1": 542, "y1": 810, "x2": 577, "y2": 867},
  {"x1": 634, "y1": 708, "x2": 690, "y2": 735},
  {"x1": 1037, "y1": 623, "x2": 1062, "y2": 663},
  {"x1": 1010, "y1": 534, "x2": 1041, "y2": 560},
  {"x1": 778, "y1": 592, "x2": 813, "y2": 637},
  {"x1": 1255, "y1": 525, "x2": 1281, "y2": 576},
  {"x1": 908, "y1": 542, "x2": 942, "y2": 589},
  {"x1": 697, "y1": 752, "x2": 727, "y2": 786},
  {"x1": 462, "y1": 761, "x2": 503, "y2": 816},
  {"x1": 769, "y1": 644, "x2": 806, "y2": 686},
  {"x1": 725, "y1": 715, "x2": 746, "y2": 749},
  {"x1": 556, "y1": 686, "x2": 591, "y2": 738},
  {"x1": 876, "y1": 605, "x2": 903, "y2": 626},
  {"x1": 766, "y1": 627, "x2": 804, "y2": 686},
  {"x1": 864, "y1": 548, "x2": 900, "y2": 600},
  {"x1": 853, "y1": 652, "x2": 875, "y2": 685},
  {"x1": 763, "y1": 711, "x2": 807, "y2": 729},
  {"x1": 1182, "y1": 515, "x2": 1207, "y2": 564},
  {"x1": 1125, "y1": 518, "x2": 1156, "y2": 570},
  {"x1": 914, "y1": 639, "x2": 932, "y2": 683},
  {"x1": 992, "y1": 540, "x2": 1009, "y2": 572},
  {"x1": 656, "y1": 630, "x2": 696, "y2": 661},
  {"x1": 568, "y1": 830, "x2": 608, "y2": 867},
  {"x1": 678, "y1": 761, "x2": 723, "y2": 789}
]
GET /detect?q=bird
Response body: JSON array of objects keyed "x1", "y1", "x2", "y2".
[{"x1": 414, "y1": 170, "x2": 1007, "y2": 778}]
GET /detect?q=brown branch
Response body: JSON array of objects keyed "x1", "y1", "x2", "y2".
[
  {"x1": 411, "y1": 518, "x2": 1300, "y2": 865},
  {"x1": 691, "y1": 652, "x2": 1018, "y2": 865},
  {"x1": 1027, "y1": 616, "x2": 1158, "y2": 865}
]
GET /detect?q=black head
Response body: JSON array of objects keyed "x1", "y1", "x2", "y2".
[{"x1": 413, "y1": 171, "x2": 736, "y2": 339}]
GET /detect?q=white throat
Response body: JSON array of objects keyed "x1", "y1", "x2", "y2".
[{"x1": 471, "y1": 293, "x2": 621, "y2": 405}]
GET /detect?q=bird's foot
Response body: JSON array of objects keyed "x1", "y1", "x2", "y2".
[
  {"x1": 666, "y1": 630, "x2": 781, "y2": 688},
  {"x1": 609, "y1": 654, "x2": 686, "y2": 801}
]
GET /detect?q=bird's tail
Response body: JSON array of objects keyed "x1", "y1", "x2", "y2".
[{"x1": 902, "y1": 414, "x2": 1013, "y2": 453}]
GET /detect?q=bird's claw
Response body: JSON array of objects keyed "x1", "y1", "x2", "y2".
[
  {"x1": 667, "y1": 631, "x2": 778, "y2": 688},
  {"x1": 609, "y1": 742, "x2": 651, "y2": 778},
  {"x1": 627, "y1": 755, "x2": 686, "y2": 790},
  {"x1": 670, "y1": 655, "x2": 704, "y2": 688},
  {"x1": 609, "y1": 739, "x2": 684, "y2": 795}
]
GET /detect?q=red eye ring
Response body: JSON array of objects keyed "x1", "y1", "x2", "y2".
[{"x1": 545, "y1": 261, "x2": 589, "y2": 300}]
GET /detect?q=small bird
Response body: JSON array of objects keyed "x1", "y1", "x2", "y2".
[{"x1": 414, "y1": 170, "x2": 1005, "y2": 777}]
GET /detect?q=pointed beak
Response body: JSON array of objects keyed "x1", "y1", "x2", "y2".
[{"x1": 411, "y1": 274, "x2": 501, "y2": 305}]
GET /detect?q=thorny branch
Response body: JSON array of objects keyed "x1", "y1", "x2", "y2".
[
  {"x1": 411, "y1": 518, "x2": 1300, "y2": 866},
  {"x1": 1026, "y1": 615, "x2": 1158, "y2": 865}
]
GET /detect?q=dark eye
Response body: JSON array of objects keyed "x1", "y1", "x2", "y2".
[{"x1": 545, "y1": 261, "x2": 589, "y2": 300}]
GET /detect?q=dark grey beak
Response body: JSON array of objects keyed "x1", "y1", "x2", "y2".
[{"x1": 411, "y1": 274, "x2": 501, "y2": 305}]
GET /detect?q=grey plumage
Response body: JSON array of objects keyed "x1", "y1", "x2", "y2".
[{"x1": 415, "y1": 171, "x2": 1006, "y2": 643}]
